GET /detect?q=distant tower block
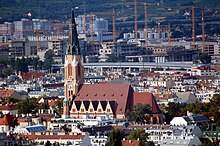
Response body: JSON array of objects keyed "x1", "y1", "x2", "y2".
[{"x1": 64, "y1": 9, "x2": 84, "y2": 100}]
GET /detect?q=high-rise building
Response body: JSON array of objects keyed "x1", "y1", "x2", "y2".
[{"x1": 14, "y1": 19, "x2": 33, "y2": 39}]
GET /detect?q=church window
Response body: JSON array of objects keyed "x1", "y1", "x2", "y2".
[
  {"x1": 78, "y1": 64, "x2": 81, "y2": 76},
  {"x1": 68, "y1": 64, "x2": 72, "y2": 77},
  {"x1": 107, "y1": 109, "x2": 110, "y2": 112},
  {"x1": 81, "y1": 109, "x2": 84, "y2": 112}
]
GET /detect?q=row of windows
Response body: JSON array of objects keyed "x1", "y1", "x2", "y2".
[{"x1": 72, "y1": 108, "x2": 111, "y2": 113}]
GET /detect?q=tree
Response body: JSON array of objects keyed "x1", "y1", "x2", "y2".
[
  {"x1": 128, "y1": 128, "x2": 149, "y2": 146},
  {"x1": 145, "y1": 141, "x2": 155, "y2": 146},
  {"x1": 43, "y1": 50, "x2": 54, "y2": 70},
  {"x1": 126, "y1": 103, "x2": 152, "y2": 124},
  {"x1": 15, "y1": 57, "x2": 28, "y2": 73},
  {"x1": 45, "y1": 140, "x2": 52, "y2": 146},
  {"x1": 211, "y1": 94, "x2": 220, "y2": 104},
  {"x1": 54, "y1": 98, "x2": 63, "y2": 115},
  {"x1": 199, "y1": 53, "x2": 211, "y2": 64},
  {"x1": 17, "y1": 98, "x2": 38, "y2": 114},
  {"x1": 106, "y1": 129, "x2": 124, "y2": 146}
]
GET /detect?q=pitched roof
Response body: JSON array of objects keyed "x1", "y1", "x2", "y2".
[
  {"x1": 0, "y1": 105, "x2": 17, "y2": 111},
  {"x1": 0, "y1": 90, "x2": 16, "y2": 98},
  {"x1": 0, "y1": 114, "x2": 13, "y2": 126},
  {"x1": 133, "y1": 92, "x2": 161, "y2": 114},
  {"x1": 74, "y1": 84, "x2": 133, "y2": 114},
  {"x1": 24, "y1": 133, "x2": 85, "y2": 140},
  {"x1": 122, "y1": 140, "x2": 141, "y2": 146},
  {"x1": 21, "y1": 72, "x2": 44, "y2": 80}
]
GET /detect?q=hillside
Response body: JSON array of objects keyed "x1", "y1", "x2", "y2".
[{"x1": 0, "y1": 0, "x2": 220, "y2": 22}]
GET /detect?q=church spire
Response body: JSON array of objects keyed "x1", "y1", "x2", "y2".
[{"x1": 67, "y1": 8, "x2": 81, "y2": 55}]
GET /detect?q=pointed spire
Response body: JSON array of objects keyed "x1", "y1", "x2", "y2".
[{"x1": 67, "y1": 8, "x2": 81, "y2": 55}]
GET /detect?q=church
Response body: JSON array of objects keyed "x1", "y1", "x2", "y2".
[{"x1": 63, "y1": 9, "x2": 162, "y2": 124}]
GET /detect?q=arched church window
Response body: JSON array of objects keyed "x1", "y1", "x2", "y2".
[{"x1": 68, "y1": 64, "x2": 72, "y2": 77}]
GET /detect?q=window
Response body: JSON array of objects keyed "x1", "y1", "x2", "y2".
[
  {"x1": 98, "y1": 109, "x2": 101, "y2": 112},
  {"x1": 90, "y1": 109, "x2": 93, "y2": 112},
  {"x1": 81, "y1": 109, "x2": 84, "y2": 112},
  {"x1": 107, "y1": 109, "x2": 110, "y2": 112},
  {"x1": 68, "y1": 64, "x2": 72, "y2": 77}
]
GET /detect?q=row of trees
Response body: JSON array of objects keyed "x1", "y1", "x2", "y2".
[
  {"x1": 166, "y1": 94, "x2": 220, "y2": 124},
  {"x1": 106, "y1": 128, "x2": 154, "y2": 146},
  {"x1": 1, "y1": 50, "x2": 55, "y2": 77}
]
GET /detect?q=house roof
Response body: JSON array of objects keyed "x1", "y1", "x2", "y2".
[
  {"x1": 24, "y1": 133, "x2": 85, "y2": 140},
  {"x1": 0, "y1": 105, "x2": 17, "y2": 111},
  {"x1": 0, "y1": 114, "x2": 13, "y2": 126},
  {"x1": 74, "y1": 84, "x2": 133, "y2": 114},
  {"x1": 122, "y1": 140, "x2": 141, "y2": 146},
  {"x1": 21, "y1": 72, "x2": 44, "y2": 80},
  {"x1": 133, "y1": 92, "x2": 161, "y2": 114},
  {"x1": 0, "y1": 90, "x2": 16, "y2": 98}
]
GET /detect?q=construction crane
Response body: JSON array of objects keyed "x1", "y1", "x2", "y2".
[
  {"x1": 157, "y1": 19, "x2": 165, "y2": 40},
  {"x1": 90, "y1": 10, "x2": 117, "y2": 44},
  {"x1": 167, "y1": 21, "x2": 171, "y2": 47},
  {"x1": 89, "y1": 14, "x2": 95, "y2": 55},
  {"x1": 134, "y1": 0, "x2": 138, "y2": 44},
  {"x1": 83, "y1": 15, "x2": 87, "y2": 42},
  {"x1": 144, "y1": 3, "x2": 148, "y2": 51},
  {"x1": 202, "y1": 9, "x2": 205, "y2": 53},
  {"x1": 192, "y1": 6, "x2": 195, "y2": 49},
  {"x1": 112, "y1": 9, "x2": 116, "y2": 44}
]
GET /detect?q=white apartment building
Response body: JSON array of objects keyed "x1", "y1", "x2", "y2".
[{"x1": 146, "y1": 125, "x2": 202, "y2": 146}]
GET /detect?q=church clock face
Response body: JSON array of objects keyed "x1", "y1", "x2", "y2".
[{"x1": 68, "y1": 84, "x2": 73, "y2": 90}]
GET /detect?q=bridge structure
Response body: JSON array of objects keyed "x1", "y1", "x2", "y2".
[{"x1": 51, "y1": 62, "x2": 195, "y2": 74}]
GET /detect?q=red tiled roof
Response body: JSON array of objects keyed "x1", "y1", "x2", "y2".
[
  {"x1": 38, "y1": 114, "x2": 55, "y2": 122},
  {"x1": 23, "y1": 133, "x2": 84, "y2": 140},
  {"x1": 122, "y1": 140, "x2": 141, "y2": 146},
  {"x1": 74, "y1": 84, "x2": 133, "y2": 114},
  {"x1": 21, "y1": 72, "x2": 44, "y2": 80},
  {"x1": 0, "y1": 90, "x2": 16, "y2": 98},
  {"x1": 48, "y1": 100, "x2": 55, "y2": 107},
  {"x1": 0, "y1": 105, "x2": 17, "y2": 111},
  {"x1": 133, "y1": 92, "x2": 161, "y2": 114},
  {"x1": 0, "y1": 114, "x2": 13, "y2": 126},
  {"x1": 17, "y1": 117, "x2": 29, "y2": 124}
]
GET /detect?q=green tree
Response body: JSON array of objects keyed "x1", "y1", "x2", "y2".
[
  {"x1": 145, "y1": 141, "x2": 155, "y2": 146},
  {"x1": 12, "y1": 117, "x2": 19, "y2": 128},
  {"x1": 199, "y1": 53, "x2": 211, "y2": 64},
  {"x1": 126, "y1": 103, "x2": 152, "y2": 124},
  {"x1": 106, "y1": 129, "x2": 124, "y2": 146},
  {"x1": 54, "y1": 98, "x2": 63, "y2": 115},
  {"x1": 211, "y1": 94, "x2": 220, "y2": 103},
  {"x1": 128, "y1": 128, "x2": 149, "y2": 146},
  {"x1": 43, "y1": 50, "x2": 55, "y2": 70},
  {"x1": 45, "y1": 140, "x2": 52, "y2": 146},
  {"x1": 17, "y1": 98, "x2": 37, "y2": 114}
]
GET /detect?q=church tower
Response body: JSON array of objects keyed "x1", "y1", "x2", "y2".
[{"x1": 64, "y1": 9, "x2": 84, "y2": 100}]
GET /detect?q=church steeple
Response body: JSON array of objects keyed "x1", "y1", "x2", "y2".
[
  {"x1": 67, "y1": 8, "x2": 81, "y2": 55},
  {"x1": 64, "y1": 9, "x2": 84, "y2": 100}
]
